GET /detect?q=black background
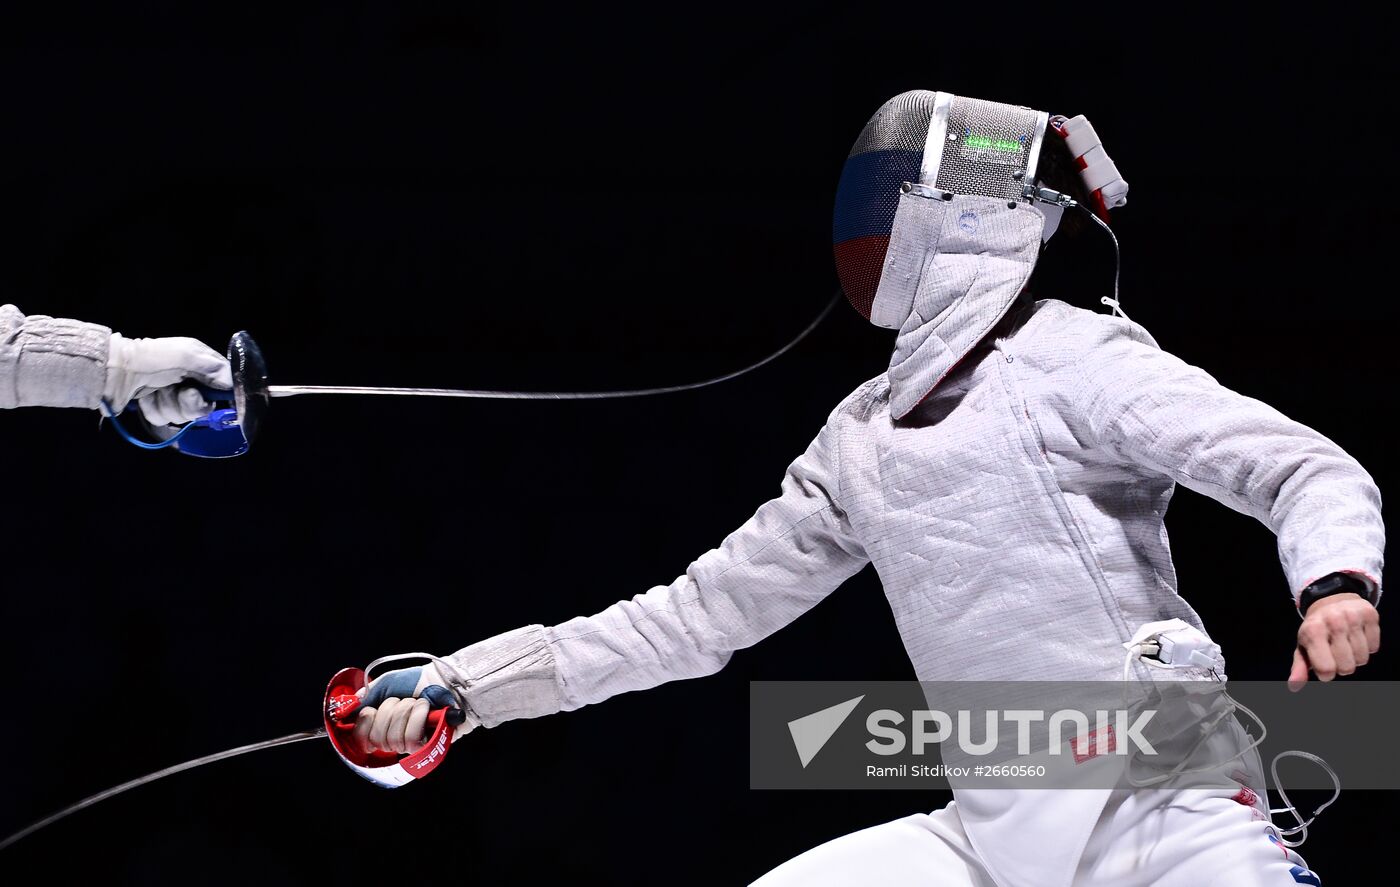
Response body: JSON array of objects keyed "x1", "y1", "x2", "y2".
[{"x1": 1, "y1": 6, "x2": 1392, "y2": 884}]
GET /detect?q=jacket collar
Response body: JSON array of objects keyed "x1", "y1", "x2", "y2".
[{"x1": 872, "y1": 192, "x2": 1047, "y2": 419}]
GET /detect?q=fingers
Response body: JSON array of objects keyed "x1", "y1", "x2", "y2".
[
  {"x1": 368, "y1": 696, "x2": 403, "y2": 753},
  {"x1": 137, "y1": 386, "x2": 215, "y2": 426},
  {"x1": 384, "y1": 698, "x2": 422, "y2": 755},
  {"x1": 169, "y1": 337, "x2": 233, "y2": 390},
  {"x1": 1346, "y1": 621, "x2": 1371, "y2": 672},
  {"x1": 403, "y1": 699, "x2": 431, "y2": 752},
  {"x1": 1299, "y1": 623, "x2": 1332, "y2": 679},
  {"x1": 353, "y1": 706, "x2": 379, "y2": 755},
  {"x1": 1287, "y1": 648, "x2": 1309, "y2": 693},
  {"x1": 1365, "y1": 618, "x2": 1381, "y2": 655},
  {"x1": 356, "y1": 697, "x2": 433, "y2": 755},
  {"x1": 1329, "y1": 629, "x2": 1358, "y2": 676}
]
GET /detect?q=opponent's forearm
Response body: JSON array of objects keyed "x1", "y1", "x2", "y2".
[{"x1": 0, "y1": 304, "x2": 112, "y2": 409}]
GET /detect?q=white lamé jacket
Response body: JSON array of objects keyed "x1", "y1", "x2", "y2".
[{"x1": 438, "y1": 194, "x2": 1384, "y2": 885}]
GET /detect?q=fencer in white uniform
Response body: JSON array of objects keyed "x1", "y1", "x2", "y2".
[
  {"x1": 0, "y1": 303, "x2": 231, "y2": 423},
  {"x1": 353, "y1": 93, "x2": 1382, "y2": 886}
]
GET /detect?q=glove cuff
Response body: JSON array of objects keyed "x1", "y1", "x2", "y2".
[
  {"x1": 102, "y1": 332, "x2": 136, "y2": 411},
  {"x1": 437, "y1": 625, "x2": 564, "y2": 729}
]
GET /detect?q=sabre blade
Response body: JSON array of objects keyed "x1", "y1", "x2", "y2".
[
  {"x1": 266, "y1": 384, "x2": 653, "y2": 400},
  {"x1": 266, "y1": 385, "x2": 571, "y2": 400},
  {"x1": 261, "y1": 292, "x2": 843, "y2": 403},
  {"x1": 0, "y1": 729, "x2": 326, "y2": 852}
]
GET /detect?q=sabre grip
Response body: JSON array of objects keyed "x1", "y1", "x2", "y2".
[
  {"x1": 121, "y1": 384, "x2": 236, "y2": 415},
  {"x1": 197, "y1": 385, "x2": 236, "y2": 402},
  {"x1": 328, "y1": 696, "x2": 448, "y2": 732},
  {"x1": 325, "y1": 683, "x2": 453, "y2": 748}
]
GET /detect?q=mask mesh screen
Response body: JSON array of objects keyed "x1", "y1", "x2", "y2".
[{"x1": 933, "y1": 96, "x2": 1041, "y2": 200}]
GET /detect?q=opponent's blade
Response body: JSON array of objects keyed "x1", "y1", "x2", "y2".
[
  {"x1": 267, "y1": 385, "x2": 657, "y2": 401},
  {"x1": 0, "y1": 729, "x2": 326, "y2": 852},
  {"x1": 263, "y1": 292, "x2": 843, "y2": 404}
]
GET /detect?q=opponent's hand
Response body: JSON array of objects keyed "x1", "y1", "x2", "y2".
[
  {"x1": 137, "y1": 386, "x2": 222, "y2": 426},
  {"x1": 1288, "y1": 593, "x2": 1380, "y2": 691},
  {"x1": 353, "y1": 664, "x2": 475, "y2": 755},
  {"x1": 104, "y1": 332, "x2": 233, "y2": 423}
]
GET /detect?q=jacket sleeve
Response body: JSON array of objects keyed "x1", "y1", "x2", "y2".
[
  {"x1": 0, "y1": 304, "x2": 112, "y2": 409},
  {"x1": 436, "y1": 413, "x2": 871, "y2": 728},
  {"x1": 1068, "y1": 314, "x2": 1384, "y2": 608}
]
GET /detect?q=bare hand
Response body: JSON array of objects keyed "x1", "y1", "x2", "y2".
[{"x1": 1288, "y1": 593, "x2": 1380, "y2": 692}]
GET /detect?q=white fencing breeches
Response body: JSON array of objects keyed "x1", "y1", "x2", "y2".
[{"x1": 751, "y1": 789, "x2": 1320, "y2": 887}]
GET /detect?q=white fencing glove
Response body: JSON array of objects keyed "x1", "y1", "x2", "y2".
[
  {"x1": 104, "y1": 333, "x2": 233, "y2": 425},
  {"x1": 354, "y1": 663, "x2": 478, "y2": 756}
]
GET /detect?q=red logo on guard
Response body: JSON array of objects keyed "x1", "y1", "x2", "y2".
[{"x1": 1072, "y1": 725, "x2": 1116, "y2": 763}]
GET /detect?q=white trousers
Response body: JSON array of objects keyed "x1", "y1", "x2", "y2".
[{"x1": 752, "y1": 788, "x2": 1319, "y2": 887}]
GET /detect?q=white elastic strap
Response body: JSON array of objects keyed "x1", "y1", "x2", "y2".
[
  {"x1": 1081, "y1": 155, "x2": 1125, "y2": 194},
  {"x1": 1061, "y1": 115, "x2": 1102, "y2": 159},
  {"x1": 1078, "y1": 144, "x2": 1109, "y2": 168},
  {"x1": 1060, "y1": 118, "x2": 1129, "y2": 210},
  {"x1": 1098, "y1": 179, "x2": 1129, "y2": 209}
]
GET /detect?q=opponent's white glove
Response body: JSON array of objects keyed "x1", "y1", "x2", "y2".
[
  {"x1": 103, "y1": 333, "x2": 233, "y2": 425},
  {"x1": 354, "y1": 663, "x2": 477, "y2": 756}
]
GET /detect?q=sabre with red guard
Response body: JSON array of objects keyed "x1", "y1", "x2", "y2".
[
  {"x1": 0, "y1": 658, "x2": 462, "y2": 851},
  {"x1": 323, "y1": 662, "x2": 465, "y2": 788}
]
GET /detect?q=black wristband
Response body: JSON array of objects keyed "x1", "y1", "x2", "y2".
[{"x1": 1298, "y1": 572, "x2": 1373, "y2": 615}]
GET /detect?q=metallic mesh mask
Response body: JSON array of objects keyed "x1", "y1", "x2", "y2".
[{"x1": 833, "y1": 91, "x2": 1050, "y2": 321}]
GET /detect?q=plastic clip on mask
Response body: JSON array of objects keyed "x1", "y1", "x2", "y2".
[{"x1": 832, "y1": 90, "x2": 1129, "y2": 419}]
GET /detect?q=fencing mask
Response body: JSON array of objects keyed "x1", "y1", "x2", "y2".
[
  {"x1": 832, "y1": 90, "x2": 1129, "y2": 418},
  {"x1": 832, "y1": 90, "x2": 1128, "y2": 327}
]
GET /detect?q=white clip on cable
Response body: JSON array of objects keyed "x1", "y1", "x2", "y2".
[
  {"x1": 1100, "y1": 296, "x2": 1131, "y2": 322},
  {"x1": 1119, "y1": 621, "x2": 1247, "y2": 788}
]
